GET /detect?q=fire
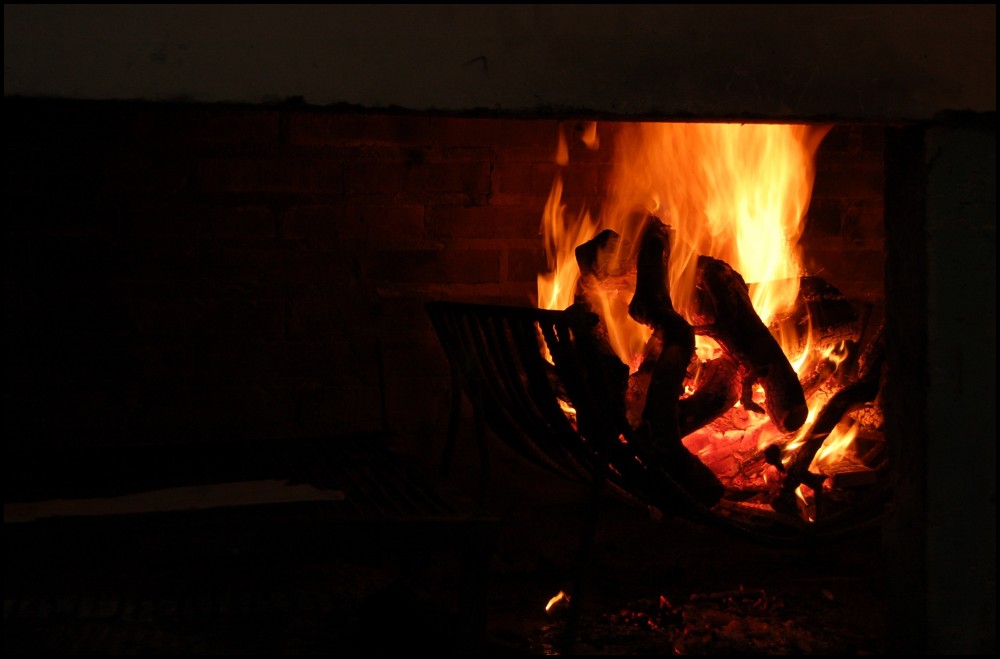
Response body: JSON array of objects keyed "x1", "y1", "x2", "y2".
[
  {"x1": 538, "y1": 122, "x2": 830, "y2": 368},
  {"x1": 534, "y1": 120, "x2": 884, "y2": 524},
  {"x1": 545, "y1": 590, "x2": 571, "y2": 613},
  {"x1": 812, "y1": 421, "x2": 860, "y2": 469},
  {"x1": 537, "y1": 127, "x2": 601, "y2": 312}
]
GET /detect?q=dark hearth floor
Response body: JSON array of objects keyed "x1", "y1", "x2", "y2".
[{"x1": 4, "y1": 434, "x2": 887, "y2": 655}]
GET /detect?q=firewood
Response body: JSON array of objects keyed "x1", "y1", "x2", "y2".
[
  {"x1": 678, "y1": 354, "x2": 744, "y2": 438},
  {"x1": 627, "y1": 216, "x2": 679, "y2": 329},
  {"x1": 770, "y1": 325, "x2": 886, "y2": 516},
  {"x1": 575, "y1": 228, "x2": 634, "y2": 283},
  {"x1": 767, "y1": 276, "x2": 861, "y2": 360},
  {"x1": 627, "y1": 216, "x2": 724, "y2": 507},
  {"x1": 567, "y1": 229, "x2": 637, "y2": 425},
  {"x1": 691, "y1": 256, "x2": 808, "y2": 434}
]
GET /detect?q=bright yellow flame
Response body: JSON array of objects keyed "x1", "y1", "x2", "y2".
[
  {"x1": 602, "y1": 123, "x2": 830, "y2": 328},
  {"x1": 811, "y1": 422, "x2": 860, "y2": 470},
  {"x1": 537, "y1": 122, "x2": 830, "y2": 370},
  {"x1": 536, "y1": 174, "x2": 599, "y2": 312},
  {"x1": 795, "y1": 484, "x2": 815, "y2": 522},
  {"x1": 545, "y1": 590, "x2": 570, "y2": 612},
  {"x1": 694, "y1": 335, "x2": 723, "y2": 363}
]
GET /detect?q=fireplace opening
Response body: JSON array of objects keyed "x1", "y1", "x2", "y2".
[{"x1": 3, "y1": 98, "x2": 994, "y2": 655}]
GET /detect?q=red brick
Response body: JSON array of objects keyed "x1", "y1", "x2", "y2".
[
  {"x1": 429, "y1": 117, "x2": 562, "y2": 149},
  {"x1": 841, "y1": 200, "x2": 885, "y2": 245},
  {"x1": 802, "y1": 248, "x2": 885, "y2": 302},
  {"x1": 813, "y1": 162, "x2": 884, "y2": 201},
  {"x1": 363, "y1": 249, "x2": 501, "y2": 284},
  {"x1": 859, "y1": 125, "x2": 887, "y2": 154},
  {"x1": 426, "y1": 205, "x2": 542, "y2": 240},
  {"x1": 816, "y1": 125, "x2": 855, "y2": 153},
  {"x1": 803, "y1": 199, "x2": 844, "y2": 238},
  {"x1": 130, "y1": 107, "x2": 281, "y2": 152},
  {"x1": 507, "y1": 247, "x2": 547, "y2": 283},
  {"x1": 353, "y1": 203, "x2": 426, "y2": 241},
  {"x1": 197, "y1": 157, "x2": 344, "y2": 194},
  {"x1": 283, "y1": 204, "x2": 353, "y2": 242},
  {"x1": 288, "y1": 112, "x2": 433, "y2": 147},
  {"x1": 283, "y1": 203, "x2": 426, "y2": 248},
  {"x1": 494, "y1": 160, "x2": 561, "y2": 196},
  {"x1": 346, "y1": 159, "x2": 490, "y2": 195},
  {"x1": 560, "y1": 162, "x2": 609, "y2": 199}
]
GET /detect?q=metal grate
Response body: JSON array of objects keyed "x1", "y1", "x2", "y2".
[{"x1": 426, "y1": 300, "x2": 889, "y2": 545}]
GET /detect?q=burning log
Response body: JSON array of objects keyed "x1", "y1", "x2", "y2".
[
  {"x1": 569, "y1": 227, "x2": 637, "y2": 382},
  {"x1": 691, "y1": 256, "x2": 809, "y2": 434},
  {"x1": 565, "y1": 229, "x2": 635, "y2": 418},
  {"x1": 575, "y1": 228, "x2": 635, "y2": 286},
  {"x1": 628, "y1": 216, "x2": 724, "y2": 507},
  {"x1": 678, "y1": 354, "x2": 744, "y2": 438},
  {"x1": 770, "y1": 325, "x2": 886, "y2": 516},
  {"x1": 767, "y1": 276, "x2": 861, "y2": 360}
]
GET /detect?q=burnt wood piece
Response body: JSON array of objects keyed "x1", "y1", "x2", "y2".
[
  {"x1": 570, "y1": 227, "x2": 633, "y2": 371},
  {"x1": 798, "y1": 352, "x2": 845, "y2": 398},
  {"x1": 692, "y1": 255, "x2": 808, "y2": 434},
  {"x1": 565, "y1": 300, "x2": 632, "y2": 429},
  {"x1": 771, "y1": 325, "x2": 886, "y2": 516},
  {"x1": 573, "y1": 229, "x2": 637, "y2": 334},
  {"x1": 678, "y1": 354, "x2": 744, "y2": 438},
  {"x1": 739, "y1": 378, "x2": 767, "y2": 415},
  {"x1": 628, "y1": 216, "x2": 724, "y2": 507},
  {"x1": 567, "y1": 228, "x2": 637, "y2": 427},
  {"x1": 574, "y1": 228, "x2": 635, "y2": 284},
  {"x1": 768, "y1": 276, "x2": 861, "y2": 360}
]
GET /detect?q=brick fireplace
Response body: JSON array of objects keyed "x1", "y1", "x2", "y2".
[{"x1": 4, "y1": 5, "x2": 995, "y2": 654}]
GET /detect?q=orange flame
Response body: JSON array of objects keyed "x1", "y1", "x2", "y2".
[
  {"x1": 545, "y1": 590, "x2": 570, "y2": 612},
  {"x1": 533, "y1": 120, "x2": 879, "y2": 516},
  {"x1": 538, "y1": 122, "x2": 830, "y2": 369},
  {"x1": 536, "y1": 172, "x2": 599, "y2": 312},
  {"x1": 811, "y1": 421, "x2": 860, "y2": 470}
]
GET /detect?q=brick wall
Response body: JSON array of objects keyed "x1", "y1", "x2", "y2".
[{"x1": 3, "y1": 98, "x2": 884, "y2": 451}]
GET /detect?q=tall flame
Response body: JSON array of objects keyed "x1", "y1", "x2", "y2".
[
  {"x1": 536, "y1": 125, "x2": 601, "y2": 312},
  {"x1": 538, "y1": 122, "x2": 830, "y2": 368}
]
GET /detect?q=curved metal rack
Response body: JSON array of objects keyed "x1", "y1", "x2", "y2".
[{"x1": 426, "y1": 300, "x2": 889, "y2": 546}]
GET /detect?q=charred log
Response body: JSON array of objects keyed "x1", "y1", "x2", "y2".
[
  {"x1": 678, "y1": 354, "x2": 744, "y2": 438},
  {"x1": 771, "y1": 325, "x2": 886, "y2": 516},
  {"x1": 575, "y1": 228, "x2": 634, "y2": 283},
  {"x1": 691, "y1": 256, "x2": 808, "y2": 434},
  {"x1": 627, "y1": 217, "x2": 678, "y2": 329},
  {"x1": 739, "y1": 379, "x2": 767, "y2": 416},
  {"x1": 558, "y1": 230, "x2": 637, "y2": 437},
  {"x1": 627, "y1": 216, "x2": 723, "y2": 507},
  {"x1": 767, "y1": 276, "x2": 861, "y2": 360}
]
